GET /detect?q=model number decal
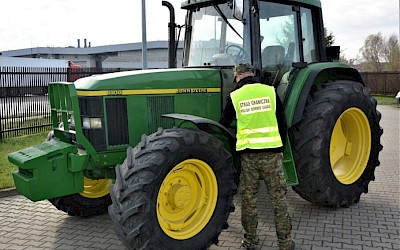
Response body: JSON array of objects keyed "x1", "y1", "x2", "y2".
[{"x1": 107, "y1": 90, "x2": 123, "y2": 96}]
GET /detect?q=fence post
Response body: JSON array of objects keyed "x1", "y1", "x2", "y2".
[
  {"x1": 0, "y1": 66, "x2": 1, "y2": 142},
  {"x1": 0, "y1": 111, "x2": 2, "y2": 142},
  {"x1": 383, "y1": 74, "x2": 387, "y2": 96},
  {"x1": 67, "y1": 66, "x2": 71, "y2": 82}
]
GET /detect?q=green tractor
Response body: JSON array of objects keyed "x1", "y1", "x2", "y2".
[{"x1": 8, "y1": 0, "x2": 382, "y2": 249}]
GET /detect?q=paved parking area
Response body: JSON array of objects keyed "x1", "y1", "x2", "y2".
[{"x1": 0, "y1": 105, "x2": 399, "y2": 250}]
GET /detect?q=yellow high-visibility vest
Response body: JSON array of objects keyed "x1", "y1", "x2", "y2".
[{"x1": 230, "y1": 83, "x2": 283, "y2": 151}]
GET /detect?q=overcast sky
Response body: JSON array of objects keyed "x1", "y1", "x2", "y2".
[{"x1": 0, "y1": 0, "x2": 398, "y2": 60}]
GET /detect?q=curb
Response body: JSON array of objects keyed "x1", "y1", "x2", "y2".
[{"x1": 0, "y1": 188, "x2": 19, "y2": 199}]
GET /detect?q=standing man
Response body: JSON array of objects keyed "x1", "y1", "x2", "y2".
[{"x1": 220, "y1": 63, "x2": 294, "y2": 250}]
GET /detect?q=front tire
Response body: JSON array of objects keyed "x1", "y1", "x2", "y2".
[
  {"x1": 108, "y1": 128, "x2": 236, "y2": 250},
  {"x1": 290, "y1": 81, "x2": 383, "y2": 207},
  {"x1": 49, "y1": 177, "x2": 112, "y2": 217}
]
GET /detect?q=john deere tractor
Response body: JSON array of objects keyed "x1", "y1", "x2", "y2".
[{"x1": 8, "y1": 0, "x2": 382, "y2": 249}]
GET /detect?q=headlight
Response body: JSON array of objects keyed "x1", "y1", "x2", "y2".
[
  {"x1": 82, "y1": 117, "x2": 102, "y2": 129},
  {"x1": 58, "y1": 114, "x2": 75, "y2": 130}
]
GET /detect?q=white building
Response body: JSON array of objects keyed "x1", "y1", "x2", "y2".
[{"x1": 0, "y1": 40, "x2": 184, "y2": 69}]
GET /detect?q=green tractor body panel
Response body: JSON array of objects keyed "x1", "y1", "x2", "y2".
[
  {"x1": 8, "y1": 140, "x2": 84, "y2": 201},
  {"x1": 74, "y1": 68, "x2": 221, "y2": 91},
  {"x1": 282, "y1": 138, "x2": 298, "y2": 186}
]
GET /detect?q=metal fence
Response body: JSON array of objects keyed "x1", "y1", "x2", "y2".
[
  {"x1": 0, "y1": 67, "x2": 133, "y2": 140},
  {"x1": 360, "y1": 71, "x2": 400, "y2": 96}
]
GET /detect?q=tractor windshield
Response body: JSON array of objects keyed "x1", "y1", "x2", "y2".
[{"x1": 185, "y1": 2, "x2": 251, "y2": 67}]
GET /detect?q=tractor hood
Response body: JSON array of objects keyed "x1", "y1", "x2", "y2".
[{"x1": 74, "y1": 68, "x2": 222, "y2": 96}]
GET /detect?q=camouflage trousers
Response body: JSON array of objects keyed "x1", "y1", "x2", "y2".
[{"x1": 240, "y1": 151, "x2": 292, "y2": 250}]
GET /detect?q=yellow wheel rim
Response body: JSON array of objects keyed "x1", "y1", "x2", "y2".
[
  {"x1": 157, "y1": 159, "x2": 218, "y2": 240},
  {"x1": 330, "y1": 108, "x2": 371, "y2": 185},
  {"x1": 80, "y1": 177, "x2": 112, "y2": 198}
]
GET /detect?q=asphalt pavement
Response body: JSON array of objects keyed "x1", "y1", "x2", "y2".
[{"x1": 0, "y1": 105, "x2": 398, "y2": 250}]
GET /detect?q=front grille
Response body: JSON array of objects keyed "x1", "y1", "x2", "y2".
[
  {"x1": 106, "y1": 98, "x2": 129, "y2": 146},
  {"x1": 79, "y1": 97, "x2": 103, "y2": 117},
  {"x1": 148, "y1": 96, "x2": 175, "y2": 133}
]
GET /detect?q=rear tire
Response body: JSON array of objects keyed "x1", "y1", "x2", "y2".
[
  {"x1": 290, "y1": 81, "x2": 383, "y2": 207},
  {"x1": 108, "y1": 128, "x2": 236, "y2": 250}
]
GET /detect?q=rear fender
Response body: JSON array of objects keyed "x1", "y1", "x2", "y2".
[{"x1": 285, "y1": 63, "x2": 364, "y2": 127}]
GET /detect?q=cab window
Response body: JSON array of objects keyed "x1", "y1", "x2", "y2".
[
  {"x1": 259, "y1": 2, "x2": 299, "y2": 86},
  {"x1": 301, "y1": 7, "x2": 317, "y2": 63}
]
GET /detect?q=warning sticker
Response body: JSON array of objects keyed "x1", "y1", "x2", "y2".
[{"x1": 239, "y1": 97, "x2": 271, "y2": 115}]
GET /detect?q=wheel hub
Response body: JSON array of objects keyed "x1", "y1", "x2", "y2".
[{"x1": 167, "y1": 184, "x2": 192, "y2": 209}]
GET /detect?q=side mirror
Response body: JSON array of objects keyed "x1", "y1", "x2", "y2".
[
  {"x1": 326, "y1": 46, "x2": 340, "y2": 62},
  {"x1": 233, "y1": 0, "x2": 244, "y2": 20}
]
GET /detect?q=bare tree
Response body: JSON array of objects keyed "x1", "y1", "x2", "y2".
[
  {"x1": 383, "y1": 34, "x2": 400, "y2": 71},
  {"x1": 324, "y1": 27, "x2": 335, "y2": 47},
  {"x1": 275, "y1": 16, "x2": 295, "y2": 48},
  {"x1": 339, "y1": 54, "x2": 356, "y2": 67},
  {"x1": 359, "y1": 33, "x2": 385, "y2": 72}
]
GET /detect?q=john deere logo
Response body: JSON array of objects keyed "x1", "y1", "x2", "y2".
[{"x1": 176, "y1": 88, "x2": 208, "y2": 94}]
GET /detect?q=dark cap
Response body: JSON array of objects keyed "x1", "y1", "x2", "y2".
[{"x1": 233, "y1": 63, "x2": 253, "y2": 76}]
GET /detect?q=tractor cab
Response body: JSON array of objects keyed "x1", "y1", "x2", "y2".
[{"x1": 182, "y1": 0, "x2": 326, "y2": 98}]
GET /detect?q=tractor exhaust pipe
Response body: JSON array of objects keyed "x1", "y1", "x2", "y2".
[{"x1": 162, "y1": 1, "x2": 177, "y2": 68}]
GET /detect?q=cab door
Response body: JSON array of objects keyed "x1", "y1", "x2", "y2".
[{"x1": 258, "y1": 1, "x2": 321, "y2": 98}]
